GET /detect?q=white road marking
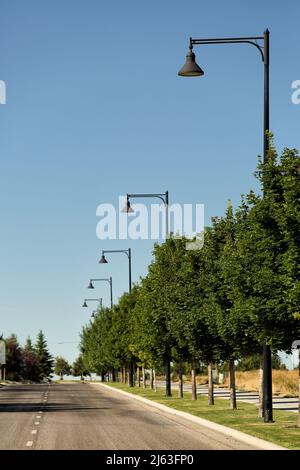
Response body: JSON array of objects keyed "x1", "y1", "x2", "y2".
[
  {"x1": 36, "y1": 416, "x2": 41, "y2": 419},
  {"x1": 31, "y1": 430, "x2": 37, "y2": 435},
  {"x1": 26, "y1": 441, "x2": 33, "y2": 447},
  {"x1": 34, "y1": 422, "x2": 40, "y2": 425}
]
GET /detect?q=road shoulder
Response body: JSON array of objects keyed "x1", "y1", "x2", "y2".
[{"x1": 90, "y1": 382, "x2": 287, "y2": 451}]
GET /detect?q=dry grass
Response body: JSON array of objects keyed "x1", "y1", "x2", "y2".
[{"x1": 223, "y1": 369, "x2": 299, "y2": 396}]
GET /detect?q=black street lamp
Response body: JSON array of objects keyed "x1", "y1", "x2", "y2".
[
  {"x1": 122, "y1": 192, "x2": 169, "y2": 239},
  {"x1": 82, "y1": 298, "x2": 102, "y2": 308},
  {"x1": 88, "y1": 277, "x2": 113, "y2": 310},
  {"x1": 123, "y1": 191, "x2": 171, "y2": 395},
  {"x1": 99, "y1": 249, "x2": 132, "y2": 293},
  {"x1": 179, "y1": 30, "x2": 272, "y2": 422}
]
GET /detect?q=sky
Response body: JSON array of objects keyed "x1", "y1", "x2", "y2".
[{"x1": 0, "y1": 0, "x2": 299, "y2": 366}]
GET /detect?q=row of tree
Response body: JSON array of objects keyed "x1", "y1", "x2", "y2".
[
  {"x1": 80, "y1": 143, "x2": 300, "y2": 421},
  {"x1": 2, "y1": 331, "x2": 54, "y2": 382},
  {"x1": 54, "y1": 355, "x2": 90, "y2": 380},
  {"x1": 1, "y1": 331, "x2": 89, "y2": 383}
]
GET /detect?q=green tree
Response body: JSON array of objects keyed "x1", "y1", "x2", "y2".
[
  {"x1": 54, "y1": 356, "x2": 71, "y2": 380},
  {"x1": 22, "y1": 336, "x2": 40, "y2": 382},
  {"x1": 5, "y1": 334, "x2": 23, "y2": 381},
  {"x1": 35, "y1": 330, "x2": 54, "y2": 381},
  {"x1": 73, "y1": 355, "x2": 90, "y2": 380},
  {"x1": 236, "y1": 352, "x2": 284, "y2": 371},
  {"x1": 220, "y1": 142, "x2": 300, "y2": 417}
]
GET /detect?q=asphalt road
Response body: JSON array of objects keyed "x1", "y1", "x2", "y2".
[{"x1": 0, "y1": 382, "x2": 259, "y2": 450}]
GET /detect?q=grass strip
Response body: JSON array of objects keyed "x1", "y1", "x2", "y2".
[{"x1": 105, "y1": 382, "x2": 300, "y2": 450}]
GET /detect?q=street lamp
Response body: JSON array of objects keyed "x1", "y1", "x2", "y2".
[
  {"x1": 123, "y1": 191, "x2": 171, "y2": 395},
  {"x1": 91, "y1": 310, "x2": 98, "y2": 319},
  {"x1": 87, "y1": 277, "x2": 113, "y2": 309},
  {"x1": 99, "y1": 249, "x2": 132, "y2": 293},
  {"x1": 122, "y1": 192, "x2": 169, "y2": 239},
  {"x1": 178, "y1": 30, "x2": 272, "y2": 422},
  {"x1": 82, "y1": 298, "x2": 102, "y2": 308}
]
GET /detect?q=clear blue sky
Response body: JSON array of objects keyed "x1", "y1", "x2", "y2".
[{"x1": 0, "y1": 0, "x2": 299, "y2": 364}]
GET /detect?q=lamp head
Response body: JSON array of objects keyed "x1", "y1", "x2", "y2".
[
  {"x1": 178, "y1": 49, "x2": 204, "y2": 77},
  {"x1": 99, "y1": 254, "x2": 108, "y2": 264},
  {"x1": 82, "y1": 300, "x2": 88, "y2": 308},
  {"x1": 88, "y1": 281, "x2": 94, "y2": 289},
  {"x1": 122, "y1": 199, "x2": 134, "y2": 213}
]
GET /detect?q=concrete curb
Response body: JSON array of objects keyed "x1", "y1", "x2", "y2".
[{"x1": 91, "y1": 382, "x2": 287, "y2": 451}]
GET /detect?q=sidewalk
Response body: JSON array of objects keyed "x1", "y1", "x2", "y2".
[{"x1": 156, "y1": 381, "x2": 299, "y2": 413}]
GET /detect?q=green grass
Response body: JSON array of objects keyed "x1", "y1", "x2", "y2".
[{"x1": 105, "y1": 382, "x2": 300, "y2": 450}]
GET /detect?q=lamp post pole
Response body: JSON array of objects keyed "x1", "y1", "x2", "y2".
[
  {"x1": 179, "y1": 30, "x2": 272, "y2": 422},
  {"x1": 88, "y1": 278, "x2": 113, "y2": 309},
  {"x1": 99, "y1": 249, "x2": 132, "y2": 293}
]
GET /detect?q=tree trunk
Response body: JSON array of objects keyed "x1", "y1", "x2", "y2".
[
  {"x1": 142, "y1": 366, "x2": 146, "y2": 388},
  {"x1": 191, "y1": 359, "x2": 197, "y2": 400},
  {"x1": 60, "y1": 373, "x2": 63, "y2": 380},
  {"x1": 229, "y1": 358, "x2": 237, "y2": 410},
  {"x1": 150, "y1": 368, "x2": 154, "y2": 390},
  {"x1": 258, "y1": 353, "x2": 264, "y2": 418},
  {"x1": 165, "y1": 360, "x2": 171, "y2": 397},
  {"x1": 215, "y1": 363, "x2": 220, "y2": 385},
  {"x1": 178, "y1": 360, "x2": 184, "y2": 398},
  {"x1": 127, "y1": 369, "x2": 130, "y2": 386},
  {"x1": 137, "y1": 366, "x2": 141, "y2": 387},
  {"x1": 153, "y1": 369, "x2": 157, "y2": 392},
  {"x1": 129, "y1": 360, "x2": 134, "y2": 387},
  {"x1": 208, "y1": 362, "x2": 214, "y2": 405}
]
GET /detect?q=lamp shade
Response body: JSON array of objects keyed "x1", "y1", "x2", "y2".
[
  {"x1": 99, "y1": 255, "x2": 108, "y2": 264},
  {"x1": 88, "y1": 281, "x2": 94, "y2": 289},
  {"x1": 178, "y1": 50, "x2": 204, "y2": 77},
  {"x1": 121, "y1": 200, "x2": 134, "y2": 213},
  {"x1": 82, "y1": 300, "x2": 88, "y2": 307}
]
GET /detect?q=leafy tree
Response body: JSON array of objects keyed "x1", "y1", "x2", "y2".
[
  {"x1": 73, "y1": 355, "x2": 90, "y2": 380},
  {"x1": 54, "y1": 356, "x2": 71, "y2": 380},
  {"x1": 22, "y1": 336, "x2": 40, "y2": 382},
  {"x1": 5, "y1": 334, "x2": 23, "y2": 381},
  {"x1": 236, "y1": 352, "x2": 284, "y2": 371},
  {"x1": 35, "y1": 330, "x2": 54, "y2": 380}
]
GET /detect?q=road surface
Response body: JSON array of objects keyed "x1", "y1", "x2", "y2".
[{"x1": 0, "y1": 382, "x2": 259, "y2": 450}]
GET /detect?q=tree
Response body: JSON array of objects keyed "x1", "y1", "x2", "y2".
[
  {"x1": 220, "y1": 142, "x2": 300, "y2": 417},
  {"x1": 73, "y1": 355, "x2": 90, "y2": 380},
  {"x1": 236, "y1": 352, "x2": 284, "y2": 371},
  {"x1": 54, "y1": 356, "x2": 71, "y2": 380},
  {"x1": 5, "y1": 334, "x2": 23, "y2": 381},
  {"x1": 22, "y1": 336, "x2": 40, "y2": 382},
  {"x1": 35, "y1": 331, "x2": 54, "y2": 381}
]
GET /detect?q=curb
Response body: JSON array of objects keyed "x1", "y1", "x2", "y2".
[{"x1": 91, "y1": 382, "x2": 287, "y2": 451}]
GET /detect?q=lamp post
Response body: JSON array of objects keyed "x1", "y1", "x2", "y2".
[
  {"x1": 82, "y1": 298, "x2": 102, "y2": 309},
  {"x1": 178, "y1": 30, "x2": 272, "y2": 422},
  {"x1": 99, "y1": 249, "x2": 132, "y2": 293},
  {"x1": 122, "y1": 192, "x2": 169, "y2": 240},
  {"x1": 88, "y1": 278, "x2": 113, "y2": 310},
  {"x1": 123, "y1": 191, "x2": 171, "y2": 396},
  {"x1": 100, "y1": 249, "x2": 133, "y2": 386}
]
